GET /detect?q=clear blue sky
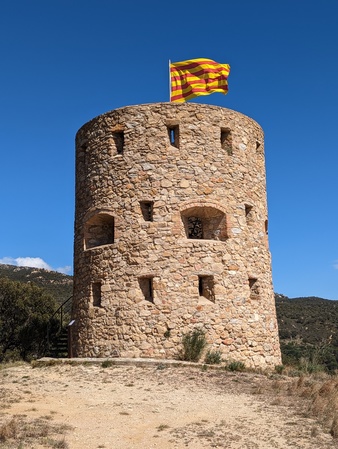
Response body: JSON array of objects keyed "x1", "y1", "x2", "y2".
[{"x1": 0, "y1": 1, "x2": 337, "y2": 299}]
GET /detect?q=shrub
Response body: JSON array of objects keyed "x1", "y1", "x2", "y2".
[
  {"x1": 275, "y1": 364, "x2": 285, "y2": 374},
  {"x1": 227, "y1": 361, "x2": 246, "y2": 372},
  {"x1": 101, "y1": 360, "x2": 113, "y2": 368},
  {"x1": 179, "y1": 328, "x2": 207, "y2": 362},
  {"x1": 0, "y1": 277, "x2": 56, "y2": 362},
  {"x1": 204, "y1": 349, "x2": 222, "y2": 365}
]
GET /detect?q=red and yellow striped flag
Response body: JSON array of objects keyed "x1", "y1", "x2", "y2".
[{"x1": 170, "y1": 58, "x2": 230, "y2": 103}]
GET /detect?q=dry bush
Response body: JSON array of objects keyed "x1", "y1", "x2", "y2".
[
  {"x1": 0, "y1": 418, "x2": 18, "y2": 441},
  {"x1": 288, "y1": 375, "x2": 338, "y2": 435},
  {"x1": 330, "y1": 415, "x2": 338, "y2": 438},
  {"x1": 0, "y1": 415, "x2": 72, "y2": 448}
]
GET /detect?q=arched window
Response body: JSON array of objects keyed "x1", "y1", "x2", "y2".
[
  {"x1": 181, "y1": 206, "x2": 227, "y2": 241},
  {"x1": 84, "y1": 213, "x2": 115, "y2": 249}
]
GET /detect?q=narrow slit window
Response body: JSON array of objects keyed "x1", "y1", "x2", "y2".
[
  {"x1": 245, "y1": 204, "x2": 253, "y2": 225},
  {"x1": 139, "y1": 277, "x2": 154, "y2": 303},
  {"x1": 92, "y1": 282, "x2": 102, "y2": 307},
  {"x1": 198, "y1": 276, "x2": 215, "y2": 302},
  {"x1": 167, "y1": 125, "x2": 179, "y2": 148},
  {"x1": 221, "y1": 128, "x2": 232, "y2": 155},
  {"x1": 113, "y1": 131, "x2": 124, "y2": 154},
  {"x1": 249, "y1": 278, "x2": 259, "y2": 300},
  {"x1": 256, "y1": 140, "x2": 261, "y2": 151},
  {"x1": 265, "y1": 219, "x2": 268, "y2": 235},
  {"x1": 140, "y1": 201, "x2": 154, "y2": 221},
  {"x1": 79, "y1": 143, "x2": 87, "y2": 166}
]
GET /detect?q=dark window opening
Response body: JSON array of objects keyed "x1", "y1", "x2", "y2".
[
  {"x1": 167, "y1": 125, "x2": 179, "y2": 148},
  {"x1": 92, "y1": 282, "x2": 102, "y2": 307},
  {"x1": 265, "y1": 219, "x2": 268, "y2": 235},
  {"x1": 181, "y1": 206, "x2": 227, "y2": 241},
  {"x1": 245, "y1": 204, "x2": 253, "y2": 225},
  {"x1": 188, "y1": 216, "x2": 203, "y2": 239},
  {"x1": 249, "y1": 278, "x2": 259, "y2": 300},
  {"x1": 221, "y1": 128, "x2": 232, "y2": 155},
  {"x1": 139, "y1": 277, "x2": 154, "y2": 302},
  {"x1": 256, "y1": 140, "x2": 261, "y2": 151},
  {"x1": 140, "y1": 201, "x2": 154, "y2": 221},
  {"x1": 198, "y1": 276, "x2": 215, "y2": 302},
  {"x1": 84, "y1": 214, "x2": 115, "y2": 249},
  {"x1": 113, "y1": 131, "x2": 124, "y2": 154}
]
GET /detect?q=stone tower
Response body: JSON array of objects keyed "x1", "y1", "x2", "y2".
[{"x1": 72, "y1": 102, "x2": 281, "y2": 368}]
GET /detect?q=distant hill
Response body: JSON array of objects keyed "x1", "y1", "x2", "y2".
[
  {"x1": 275, "y1": 293, "x2": 338, "y2": 346},
  {"x1": 0, "y1": 264, "x2": 73, "y2": 305}
]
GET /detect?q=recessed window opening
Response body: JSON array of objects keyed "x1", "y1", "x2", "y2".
[
  {"x1": 140, "y1": 201, "x2": 154, "y2": 221},
  {"x1": 113, "y1": 131, "x2": 124, "y2": 154},
  {"x1": 249, "y1": 278, "x2": 259, "y2": 300},
  {"x1": 138, "y1": 277, "x2": 154, "y2": 303},
  {"x1": 167, "y1": 125, "x2": 179, "y2": 148},
  {"x1": 188, "y1": 216, "x2": 203, "y2": 239},
  {"x1": 256, "y1": 140, "x2": 261, "y2": 151},
  {"x1": 245, "y1": 204, "x2": 254, "y2": 225},
  {"x1": 198, "y1": 276, "x2": 215, "y2": 302},
  {"x1": 265, "y1": 219, "x2": 268, "y2": 235},
  {"x1": 181, "y1": 206, "x2": 227, "y2": 241},
  {"x1": 84, "y1": 214, "x2": 115, "y2": 249},
  {"x1": 221, "y1": 128, "x2": 232, "y2": 155},
  {"x1": 92, "y1": 282, "x2": 102, "y2": 307}
]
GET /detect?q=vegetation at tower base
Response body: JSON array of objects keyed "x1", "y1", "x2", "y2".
[
  {"x1": 178, "y1": 328, "x2": 207, "y2": 362},
  {"x1": 0, "y1": 277, "x2": 56, "y2": 362}
]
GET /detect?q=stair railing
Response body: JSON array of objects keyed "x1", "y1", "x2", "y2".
[{"x1": 46, "y1": 296, "x2": 73, "y2": 354}]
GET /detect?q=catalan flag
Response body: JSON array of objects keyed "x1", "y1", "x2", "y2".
[{"x1": 170, "y1": 58, "x2": 230, "y2": 103}]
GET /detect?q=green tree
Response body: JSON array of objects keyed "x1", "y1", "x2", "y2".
[{"x1": 0, "y1": 278, "x2": 56, "y2": 361}]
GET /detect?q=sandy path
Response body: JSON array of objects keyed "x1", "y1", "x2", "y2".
[{"x1": 0, "y1": 361, "x2": 336, "y2": 448}]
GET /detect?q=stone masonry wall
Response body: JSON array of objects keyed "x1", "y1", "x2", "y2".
[{"x1": 72, "y1": 102, "x2": 281, "y2": 368}]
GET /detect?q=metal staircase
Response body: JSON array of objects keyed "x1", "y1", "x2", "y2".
[{"x1": 47, "y1": 296, "x2": 73, "y2": 357}]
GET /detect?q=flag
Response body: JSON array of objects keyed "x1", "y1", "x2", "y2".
[{"x1": 170, "y1": 58, "x2": 230, "y2": 103}]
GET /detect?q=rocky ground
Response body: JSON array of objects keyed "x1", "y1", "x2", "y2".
[{"x1": 0, "y1": 360, "x2": 337, "y2": 448}]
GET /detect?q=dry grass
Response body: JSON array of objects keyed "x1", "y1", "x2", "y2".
[
  {"x1": 1, "y1": 360, "x2": 338, "y2": 448},
  {"x1": 268, "y1": 373, "x2": 338, "y2": 438},
  {"x1": 0, "y1": 414, "x2": 72, "y2": 448}
]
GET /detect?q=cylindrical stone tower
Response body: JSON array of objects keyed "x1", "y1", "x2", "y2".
[{"x1": 72, "y1": 102, "x2": 281, "y2": 368}]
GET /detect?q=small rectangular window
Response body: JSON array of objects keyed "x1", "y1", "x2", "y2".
[
  {"x1": 221, "y1": 128, "x2": 232, "y2": 155},
  {"x1": 139, "y1": 277, "x2": 154, "y2": 302},
  {"x1": 249, "y1": 278, "x2": 259, "y2": 300},
  {"x1": 245, "y1": 205, "x2": 253, "y2": 225},
  {"x1": 113, "y1": 131, "x2": 124, "y2": 154},
  {"x1": 140, "y1": 201, "x2": 153, "y2": 221},
  {"x1": 198, "y1": 276, "x2": 215, "y2": 302},
  {"x1": 167, "y1": 125, "x2": 179, "y2": 148},
  {"x1": 92, "y1": 282, "x2": 102, "y2": 307},
  {"x1": 264, "y1": 219, "x2": 268, "y2": 235}
]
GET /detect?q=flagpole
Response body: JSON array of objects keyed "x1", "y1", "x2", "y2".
[{"x1": 169, "y1": 59, "x2": 171, "y2": 102}]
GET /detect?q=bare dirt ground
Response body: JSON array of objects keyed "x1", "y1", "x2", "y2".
[{"x1": 0, "y1": 360, "x2": 337, "y2": 449}]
